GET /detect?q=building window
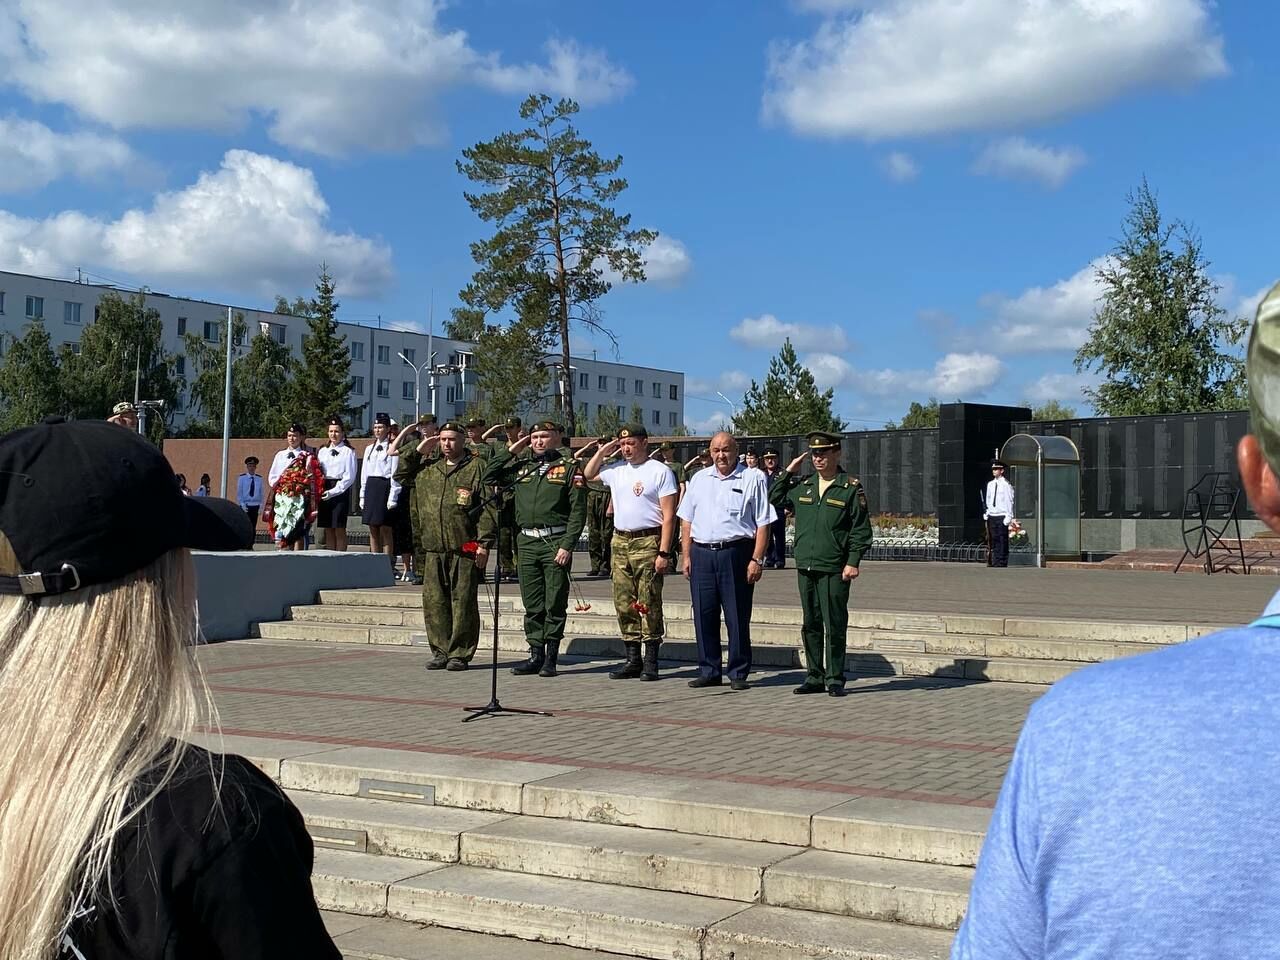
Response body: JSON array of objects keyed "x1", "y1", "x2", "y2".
[
  {"x1": 377, "y1": 345, "x2": 391, "y2": 364},
  {"x1": 402, "y1": 348, "x2": 415, "y2": 364},
  {"x1": 597, "y1": 374, "x2": 608, "y2": 390},
  {"x1": 616, "y1": 377, "x2": 625, "y2": 394},
  {"x1": 203, "y1": 320, "x2": 219, "y2": 342},
  {"x1": 631, "y1": 379, "x2": 641, "y2": 395},
  {"x1": 352, "y1": 376, "x2": 364, "y2": 395},
  {"x1": 651, "y1": 382, "x2": 661, "y2": 398},
  {"x1": 176, "y1": 316, "x2": 186, "y2": 335},
  {"x1": 376, "y1": 379, "x2": 390, "y2": 398},
  {"x1": 402, "y1": 381, "x2": 415, "y2": 400},
  {"x1": 0, "y1": 291, "x2": 5, "y2": 314},
  {"x1": 578, "y1": 401, "x2": 588, "y2": 417},
  {"x1": 63, "y1": 301, "x2": 82, "y2": 324},
  {"x1": 447, "y1": 386, "x2": 456, "y2": 403},
  {"x1": 350, "y1": 341, "x2": 364, "y2": 361},
  {"x1": 669, "y1": 384, "x2": 679, "y2": 401},
  {"x1": 68, "y1": 342, "x2": 81, "y2": 355},
  {"x1": 616, "y1": 405, "x2": 625, "y2": 419},
  {"x1": 258, "y1": 321, "x2": 286, "y2": 344},
  {"x1": 173, "y1": 393, "x2": 184, "y2": 412},
  {"x1": 579, "y1": 372, "x2": 589, "y2": 390},
  {"x1": 669, "y1": 411, "x2": 678, "y2": 427},
  {"x1": 596, "y1": 404, "x2": 606, "y2": 417},
  {"x1": 175, "y1": 357, "x2": 185, "y2": 377},
  {"x1": 649, "y1": 410, "x2": 659, "y2": 426},
  {"x1": 25, "y1": 296, "x2": 43, "y2": 319}
]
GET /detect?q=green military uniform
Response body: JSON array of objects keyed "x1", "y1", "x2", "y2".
[
  {"x1": 585, "y1": 436, "x2": 615, "y2": 576},
  {"x1": 395, "y1": 422, "x2": 497, "y2": 670},
  {"x1": 403, "y1": 414, "x2": 438, "y2": 584},
  {"x1": 485, "y1": 420, "x2": 587, "y2": 678},
  {"x1": 490, "y1": 417, "x2": 524, "y2": 582},
  {"x1": 768, "y1": 431, "x2": 872, "y2": 696}
]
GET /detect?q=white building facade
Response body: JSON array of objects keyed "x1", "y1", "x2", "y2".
[{"x1": 0, "y1": 270, "x2": 686, "y2": 435}]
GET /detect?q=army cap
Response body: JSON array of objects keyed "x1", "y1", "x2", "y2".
[
  {"x1": 416, "y1": 413, "x2": 437, "y2": 427},
  {"x1": 505, "y1": 416, "x2": 522, "y2": 429},
  {"x1": 374, "y1": 412, "x2": 391, "y2": 426},
  {"x1": 438, "y1": 420, "x2": 465, "y2": 435},
  {"x1": 529, "y1": 419, "x2": 562, "y2": 433},
  {"x1": 111, "y1": 401, "x2": 137, "y2": 416},
  {"x1": 807, "y1": 432, "x2": 841, "y2": 452},
  {"x1": 657, "y1": 441, "x2": 675, "y2": 452},
  {"x1": 464, "y1": 415, "x2": 486, "y2": 429},
  {"x1": 761, "y1": 447, "x2": 779, "y2": 458},
  {"x1": 618, "y1": 424, "x2": 648, "y2": 439},
  {"x1": 1248, "y1": 281, "x2": 1280, "y2": 473}
]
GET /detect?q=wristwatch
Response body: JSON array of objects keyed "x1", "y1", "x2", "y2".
[
  {"x1": 657, "y1": 550, "x2": 673, "y2": 559},
  {"x1": 750, "y1": 556, "x2": 764, "y2": 565}
]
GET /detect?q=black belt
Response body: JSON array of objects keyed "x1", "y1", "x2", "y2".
[
  {"x1": 615, "y1": 526, "x2": 662, "y2": 539},
  {"x1": 693, "y1": 537, "x2": 752, "y2": 551}
]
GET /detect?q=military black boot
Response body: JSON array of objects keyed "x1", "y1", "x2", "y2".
[
  {"x1": 510, "y1": 647, "x2": 545, "y2": 675},
  {"x1": 539, "y1": 641, "x2": 561, "y2": 677},
  {"x1": 640, "y1": 640, "x2": 660, "y2": 681},
  {"x1": 609, "y1": 641, "x2": 643, "y2": 679}
]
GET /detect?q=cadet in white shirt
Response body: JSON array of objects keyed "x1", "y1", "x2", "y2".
[
  {"x1": 268, "y1": 422, "x2": 310, "y2": 489},
  {"x1": 317, "y1": 416, "x2": 358, "y2": 552},
  {"x1": 361, "y1": 412, "x2": 402, "y2": 560},
  {"x1": 677, "y1": 431, "x2": 776, "y2": 690},
  {"x1": 983, "y1": 458, "x2": 1016, "y2": 568}
]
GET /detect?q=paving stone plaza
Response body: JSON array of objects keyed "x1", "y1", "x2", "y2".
[{"x1": 198, "y1": 560, "x2": 1276, "y2": 959}]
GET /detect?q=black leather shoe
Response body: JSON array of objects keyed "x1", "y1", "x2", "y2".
[
  {"x1": 424, "y1": 652, "x2": 448, "y2": 671},
  {"x1": 793, "y1": 683, "x2": 825, "y2": 695},
  {"x1": 729, "y1": 679, "x2": 750, "y2": 691},
  {"x1": 687, "y1": 676, "x2": 722, "y2": 688},
  {"x1": 827, "y1": 685, "x2": 846, "y2": 698}
]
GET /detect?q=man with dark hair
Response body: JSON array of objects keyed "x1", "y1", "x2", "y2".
[{"x1": 760, "y1": 448, "x2": 788, "y2": 568}]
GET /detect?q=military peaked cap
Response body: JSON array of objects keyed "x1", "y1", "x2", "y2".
[{"x1": 807, "y1": 432, "x2": 841, "y2": 451}]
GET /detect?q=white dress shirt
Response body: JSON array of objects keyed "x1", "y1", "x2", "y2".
[
  {"x1": 268, "y1": 446, "x2": 310, "y2": 488},
  {"x1": 360, "y1": 440, "x2": 402, "y2": 508},
  {"x1": 984, "y1": 476, "x2": 1015, "y2": 522},
  {"x1": 677, "y1": 463, "x2": 777, "y2": 543},
  {"x1": 597, "y1": 459, "x2": 678, "y2": 531},
  {"x1": 319, "y1": 443, "x2": 358, "y2": 499},
  {"x1": 236, "y1": 472, "x2": 263, "y2": 508}
]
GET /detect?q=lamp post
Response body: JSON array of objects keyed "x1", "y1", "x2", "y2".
[
  {"x1": 715, "y1": 391, "x2": 738, "y2": 424},
  {"x1": 219, "y1": 306, "x2": 234, "y2": 497},
  {"x1": 399, "y1": 351, "x2": 428, "y2": 422}
]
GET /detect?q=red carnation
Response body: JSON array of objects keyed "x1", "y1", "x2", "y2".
[
  {"x1": 631, "y1": 601, "x2": 649, "y2": 615},
  {"x1": 461, "y1": 541, "x2": 479, "y2": 556}
]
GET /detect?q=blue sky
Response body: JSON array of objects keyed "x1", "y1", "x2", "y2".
[{"x1": 1, "y1": 0, "x2": 1276, "y2": 431}]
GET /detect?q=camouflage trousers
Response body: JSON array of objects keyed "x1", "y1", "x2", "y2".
[
  {"x1": 610, "y1": 532, "x2": 665, "y2": 642},
  {"x1": 420, "y1": 550, "x2": 482, "y2": 663},
  {"x1": 587, "y1": 491, "x2": 613, "y2": 572}
]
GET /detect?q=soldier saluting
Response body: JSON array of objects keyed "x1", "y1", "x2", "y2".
[
  {"x1": 485, "y1": 420, "x2": 587, "y2": 678},
  {"x1": 769, "y1": 431, "x2": 873, "y2": 697}
]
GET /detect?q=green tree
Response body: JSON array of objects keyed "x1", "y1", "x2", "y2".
[
  {"x1": 457, "y1": 93, "x2": 655, "y2": 436},
  {"x1": 274, "y1": 295, "x2": 312, "y2": 317},
  {"x1": 181, "y1": 313, "x2": 297, "y2": 437},
  {"x1": 734, "y1": 339, "x2": 845, "y2": 435},
  {"x1": 470, "y1": 277, "x2": 557, "y2": 423},
  {"x1": 445, "y1": 302, "x2": 487, "y2": 341},
  {"x1": 292, "y1": 265, "x2": 360, "y2": 432},
  {"x1": 1028, "y1": 399, "x2": 1077, "y2": 421},
  {"x1": 0, "y1": 320, "x2": 64, "y2": 431},
  {"x1": 885, "y1": 398, "x2": 939, "y2": 429},
  {"x1": 59, "y1": 291, "x2": 181, "y2": 439},
  {"x1": 589, "y1": 404, "x2": 623, "y2": 437},
  {"x1": 1075, "y1": 179, "x2": 1248, "y2": 415}
]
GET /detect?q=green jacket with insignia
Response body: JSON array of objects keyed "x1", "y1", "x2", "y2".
[
  {"x1": 484, "y1": 447, "x2": 587, "y2": 553},
  {"x1": 769, "y1": 469, "x2": 872, "y2": 571},
  {"x1": 395, "y1": 447, "x2": 496, "y2": 554}
]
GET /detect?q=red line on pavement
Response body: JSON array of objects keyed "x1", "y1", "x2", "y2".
[
  {"x1": 204, "y1": 650, "x2": 392, "y2": 675},
  {"x1": 208, "y1": 682, "x2": 1014, "y2": 755},
  {"x1": 202, "y1": 724, "x2": 996, "y2": 808}
]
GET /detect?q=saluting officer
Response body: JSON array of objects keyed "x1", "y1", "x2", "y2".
[
  {"x1": 485, "y1": 420, "x2": 587, "y2": 678},
  {"x1": 464, "y1": 416, "x2": 493, "y2": 459},
  {"x1": 482, "y1": 416, "x2": 525, "y2": 582},
  {"x1": 394, "y1": 420, "x2": 495, "y2": 671},
  {"x1": 582, "y1": 436, "x2": 615, "y2": 576},
  {"x1": 390, "y1": 414, "x2": 438, "y2": 584},
  {"x1": 769, "y1": 431, "x2": 873, "y2": 697}
]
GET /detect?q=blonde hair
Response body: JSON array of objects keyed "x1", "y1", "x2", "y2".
[{"x1": 0, "y1": 547, "x2": 212, "y2": 960}]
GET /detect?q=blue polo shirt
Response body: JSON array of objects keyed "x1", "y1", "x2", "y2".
[{"x1": 953, "y1": 591, "x2": 1280, "y2": 960}]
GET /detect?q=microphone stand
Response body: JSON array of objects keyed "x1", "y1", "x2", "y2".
[{"x1": 462, "y1": 460, "x2": 553, "y2": 723}]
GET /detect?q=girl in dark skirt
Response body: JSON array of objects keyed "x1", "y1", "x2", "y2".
[{"x1": 360, "y1": 413, "x2": 401, "y2": 560}]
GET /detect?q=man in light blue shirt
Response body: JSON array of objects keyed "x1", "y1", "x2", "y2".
[
  {"x1": 677, "y1": 431, "x2": 776, "y2": 690},
  {"x1": 236, "y1": 456, "x2": 264, "y2": 530},
  {"x1": 954, "y1": 281, "x2": 1280, "y2": 959}
]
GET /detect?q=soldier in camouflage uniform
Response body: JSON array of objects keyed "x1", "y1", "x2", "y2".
[
  {"x1": 490, "y1": 416, "x2": 524, "y2": 582},
  {"x1": 464, "y1": 416, "x2": 493, "y2": 460},
  {"x1": 389, "y1": 414, "x2": 438, "y2": 584},
  {"x1": 580, "y1": 436, "x2": 615, "y2": 576},
  {"x1": 485, "y1": 420, "x2": 587, "y2": 678},
  {"x1": 395, "y1": 421, "x2": 496, "y2": 671}
]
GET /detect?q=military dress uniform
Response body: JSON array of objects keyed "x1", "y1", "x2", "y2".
[
  {"x1": 484, "y1": 421, "x2": 587, "y2": 678},
  {"x1": 768, "y1": 432, "x2": 873, "y2": 696},
  {"x1": 395, "y1": 422, "x2": 496, "y2": 671}
]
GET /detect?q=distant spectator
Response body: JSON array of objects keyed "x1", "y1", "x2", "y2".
[
  {"x1": 195, "y1": 473, "x2": 212, "y2": 497},
  {"x1": 237, "y1": 456, "x2": 264, "y2": 529},
  {"x1": 175, "y1": 473, "x2": 191, "y2": 496},
  {"x1": 107, "y1": 400, "x2": 138, "y2": 431}
]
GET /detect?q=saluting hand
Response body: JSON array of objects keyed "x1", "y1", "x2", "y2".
[
  {"x1": 786, "y1": 452, "x2": 809, "y2": 473},
  {"x1": 509, "y1": 434, "x2": 531, "y2": 452},
  {"x1": 600, "y1": 439, "x2": 623, "y2": 457},
  {"x1": 842, "y1": 565, "x2": 860, "y2": 582}
]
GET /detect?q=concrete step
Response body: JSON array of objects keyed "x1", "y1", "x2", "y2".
[
  {"x1": 311, "y1": 849, "x2": 445, "y2": 916},
  {"x1": 323, "y1": 912, "x2": 625, "y2": 959},
  {"x1": 810, "y1": 797, "x2": 990, "y2": 868},
  {"x1": 704, "y1": 904, "x2": 953, "y2": 960}
]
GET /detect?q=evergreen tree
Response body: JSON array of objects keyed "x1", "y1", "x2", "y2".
[
  {"x1": 0, "y1": 321, "x2": 64, "y2": 431},
  {"x1": 734, "y1": 339, "x2": 845, "y2": 435},
  {"x1": 292, "y1": 265, "x2": 360, "y2": 432},
  {"x1": 182, "y1": 314, "x2": 297, "y2": 437},
  {"x1": 589, "y1": 404, "x2": 623, "y2": 437},
  {"x1": 457, "y1": 94, "x2": 655, "y2": 436},
  {"x1": 470, "y1": 278, "x2": 555, "y2": 423},
  {"x1": 885, "y1": 398, "x2": 940, "y2": 429},
  {"x1": 1075, "y1": 179, "x2": 1248, "y2": 415},
  {"x1": 1028, "y1": 399, "x2": 1077, "y2": 421}
]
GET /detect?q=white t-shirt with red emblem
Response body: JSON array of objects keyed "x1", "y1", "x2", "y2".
[{"x1": 597, "y1": 458, "x2": 678, "y2": 531}]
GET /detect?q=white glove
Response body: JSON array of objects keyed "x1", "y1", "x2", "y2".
[
  {"x1": 982, "y1": 512, "x2": 989, "y2": 520},
  {"x1": 388, "y1": 499, "x2": 398, "y2": 509},
  {"x1": 1005, "y1": 518, "x2": 1013, "y2": 527},
  {"x1": 358, "y1": 500, "x2": 365, "y2": 511}
]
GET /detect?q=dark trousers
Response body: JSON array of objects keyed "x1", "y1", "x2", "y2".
[
  {"x1": 690, "y1": 539, "x2": 755, "y2": 680},
  {"x1": 798, "y1": 570, "x2": 850, "y2": 687},
  {"x1": 988, "y1": 517, "x2": 1009, "y2": 567},
  {"x1": 765, "y1": 517, "x2": 787, "y2": 566},
  {"x1": 518, "y1": 535, "x2": 570, "y2": 648},
  {"x1": 243, "y1": 505, "x2": 259, "y2": 528}
]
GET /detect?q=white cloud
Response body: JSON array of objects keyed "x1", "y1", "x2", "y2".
[
  {"x1": 685, "y1": 411, "x2": 734, "y2": 435},
  {"x1": 639, "y1": 235, "x2": 692, "y2": 286},
  {"x1": 980, "y1": 259, "x2": 1107, "y2": 353},
  {"x1": 1022, "y1": 370, "x2": 1100, "y2": 406},
  {"x1": 1235, "y1": 282, "x2": 1280, "y2": 322},
  {"x1": 0, "y1": 149, "x2": 393, "y2": 298},
  {"x1": 972, "y1": 137, "x2": 1086, "y2": 189},
  {"x1": 730, "y1": 313, "x2": 852, "y2": 351},
  {"x1": 687, "y1": 370, "x2": 752, "y2": 396},
  {"x1": 882, "y1": 151, "x2": 919, "y2": 183},
  {"x1": 0, "y1": 1, "x2": 630, "y2": 156},
  {"x1": 852, "y1": 352, "x2": 1004, "y2": 397},
  {"x1": 0, "y1": 117, "x2": 140, "y2": 193},
  {"x1": 763, "y1": 0, "x2": 1226, "y2": 139},
  {"x1": 804, "y1": 352, "x2": 854, "y2": 391}
]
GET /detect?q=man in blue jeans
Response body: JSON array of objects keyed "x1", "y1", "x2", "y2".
[{"x1": 953, "y1": 281, "x2": 1280, "y2": 958}]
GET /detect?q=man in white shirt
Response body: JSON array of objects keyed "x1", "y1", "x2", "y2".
[
  {"x1": 677, "y1": 431, "x2": 776, "y2": 690},
  {"x1": 317, "y1": 416, "x2": 358, "y2": 552},
  {"x1": 983, "y1": 458, "x2": 1016, "y2": 568},
  {"x1": 583, "y1": 424, "x2": 678, "y2": 681},
  {"x1": 236, "y1": 456, "x2": 264, "y2": 529},
  {"x1": 360, "y1": 412, "x2": 402, "y2": 560}
]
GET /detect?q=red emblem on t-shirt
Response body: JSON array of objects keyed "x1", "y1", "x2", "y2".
[{"x1": 632, "y1": 482, "x2": 644, "y2": 496}]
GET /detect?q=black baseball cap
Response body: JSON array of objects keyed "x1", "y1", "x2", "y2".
[{"x1": 0, "y1": 419, "x2": 253, "y2": 597}]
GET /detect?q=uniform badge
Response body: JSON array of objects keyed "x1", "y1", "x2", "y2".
[
  {"x1": 632, "y1": 482, "x2": 644, "y2": 496},
  {"x1": 456, "y1": 487, "x2": 472, "y2": 506}
]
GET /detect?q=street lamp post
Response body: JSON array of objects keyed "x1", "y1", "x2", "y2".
[
  {"x1": 399, "y1": 352, "x2": 428, "y2": 422},
  {"x1": 715, "y1": 391, "x2": 738, "y2": 425}
]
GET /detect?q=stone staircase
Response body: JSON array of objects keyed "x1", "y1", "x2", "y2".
[
  {"x1": 195, "y1": 733, "x2": 991, "y2": 959},
  {"x1": 252, "y1": 587, "x2": 1232, "y2": 685}
]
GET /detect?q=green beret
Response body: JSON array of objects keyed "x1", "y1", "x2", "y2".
[
  {"x1": 505, "y1": 416, "x2": 522, "y2": 429},
  {"x1": 530, "y1": 419, "x2": 562, "y2": 433},
  {"x1": 618, "y1": 423, "x2": 648, "y2": 439},
  {"x1": 438, "y1": 421, "x2": 465, "y2": 434},
  {"x1": 658, "y1": 441, "x2": 674, "y2": 452},
  {"x1": 417, "y1": 413, "x2": 437, "y2": 426},
  {"x1": 464, "y1": 416, "x2": 486, "y2": 429}
]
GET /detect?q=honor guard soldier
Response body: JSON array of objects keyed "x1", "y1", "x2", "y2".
[
  {"x1": 394, "y1": 420, "x2": 495, "y2": 671},
  {"x1": 317, "y1": 416, "x2": 357, "y2": 552},
  {"x1": 652, "y1": 441, "x2": 687, "y2": 567},
  {"x1": 485, "y1": 420, "x2": 587, "y2": 677},
  {"x1": 360, "y1": 412, "x2": 402, "y2": 559},
  {"x1": 769, "y1": 431, "x2": 873, "y2": 696},
  {"x1": 983, "y1": 459, "x2": 1015, "y2": 568}
]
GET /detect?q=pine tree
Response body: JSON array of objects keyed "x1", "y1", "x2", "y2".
[
  {"x1": 734, "y1": 339, "x2": 845, "y2": 435},
  {"x1": 292, "y1": 265, "x2": 360, "y2": 432},
  {"x1": 0, "y1": 320, "x2": 64, "y2": 431},
  {"x1": 182, "y1": 314, "x2": 297, "y2": 437},
  {"x1": 885, "y1": 398, "x2": 939, "y2": 429}
]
